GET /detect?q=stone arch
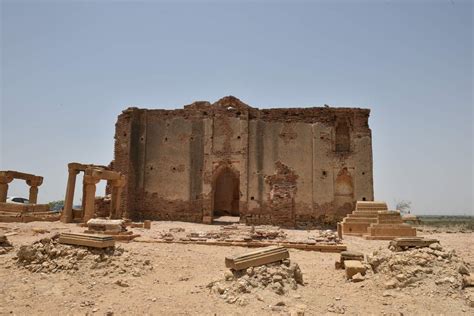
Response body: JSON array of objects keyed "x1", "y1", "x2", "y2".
[
  {"x1": 335, "y1": 120, "x2": 350, "y2": 152},
  {"x1": 334, "y1": 167, "x2": 354, "y2": 209},
  {"x1": 211, "y1": 165, "x2": 240, "y2": 217}
]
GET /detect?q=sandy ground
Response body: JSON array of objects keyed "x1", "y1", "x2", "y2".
[{"x1": 0, "y1": 220, "x2": 473, "y2": 315}]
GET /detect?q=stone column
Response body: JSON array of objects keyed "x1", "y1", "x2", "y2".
[
  {"x1": 0, "y1": 175, "x2": 13, "y2": 203},
  {"x1": 26, "y1": 178, "x2": 43, "y2": 204},
  {"x1": 81, "y1": 181, "x2": 87, "y2": 211},
  {"x1": 63, "y1": 169, "x2": 79, "y2": 223},
  {"x1": 83, "y1": 175, "x2": 100, "y2": 223},
  {"x1": 110, "y1": 177, "x2": 125, "y2": 219},
  {"x1": 28, "y1": 186, "x2": 39, "y2": 204}
]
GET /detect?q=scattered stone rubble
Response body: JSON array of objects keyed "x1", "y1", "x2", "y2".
[
  {"x1": 208, "y1": 259, "x2": 304, "y2": 305},
  {"x1": 15, "y1": 234, "x2": 153, "y2": 277},
  {"x1": 311, "y1": 229, "x2": 340, "y2": 243},
  {"x1": 182, "y1": 224, "x2": 288, "y2": 242},
  {"x1": 158, "y1": 224, "x2": 341, "y2": 246},
  {"x1": 148, "y1": 225, "x2": 346, "y2": 252},
  {"x1": 0, "y1": 233, "x2": 13, "y2": 254},
  {"x1": 367, "y1": 241, "x2": 473, "y2": 306}
]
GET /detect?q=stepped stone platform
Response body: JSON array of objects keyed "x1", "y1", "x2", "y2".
[
  {"x1": 363, "y1": 211, "x2": 417, "y2": 240},
  {"x1": 341, "y1": 201, "x2": 388, "y2": 236}
]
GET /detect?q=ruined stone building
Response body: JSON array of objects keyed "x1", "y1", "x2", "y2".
[{"x1": 113, "y1": 96, "x2": 373, "y2": 228}]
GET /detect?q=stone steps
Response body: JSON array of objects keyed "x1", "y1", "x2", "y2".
[{"x1": 341, "y1": 201, "x2": 389, "y2": 235}]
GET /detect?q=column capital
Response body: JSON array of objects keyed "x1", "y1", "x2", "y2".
[
  {"x1": 68, "y1": 167, "x2": 81, "y2": 175},
  {"x1": 26, "y1": 178, "x2": 43, "y2": 187},
  {"x1": 83, "y1": 175, "x2": 101, "y2": 185},
  {"x1": 110, "y1": 176, "x2": 126, "y2": 188},
  {"x1": 0, "y1": 175, "x2": 14, "y2": 184}
]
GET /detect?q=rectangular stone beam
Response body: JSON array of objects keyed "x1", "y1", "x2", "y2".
[
  {"x1": 85, "y1": 168, "x2": 122, "y2": 181},
  {"x1": 68, "y1": 162, "x2": 108, "y2": 172},
  {"x1": 0, "y1": 170, "x2": 43, "y2": 183}
]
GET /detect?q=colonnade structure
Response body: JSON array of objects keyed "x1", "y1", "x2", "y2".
[
  {"x1": 0, "y1": 170, "x2": 43, "y2": 204},
  {"x1": 62, "y1": 162, "x2": 126, "y2": 223}
]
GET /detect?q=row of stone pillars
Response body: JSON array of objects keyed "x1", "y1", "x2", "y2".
[
  {"x1": 62, "y1": 163, "x2": 125, "y2": 223},
  {"x1": 0, "y1": 171, "x2": 43, "y2": 204}
]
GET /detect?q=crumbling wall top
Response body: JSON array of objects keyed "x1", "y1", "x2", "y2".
[{"x1": 116, "y1": 96, "x2": 371, "y2": 127}]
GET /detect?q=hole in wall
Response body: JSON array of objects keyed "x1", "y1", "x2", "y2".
[
  {"x1": 322, "y1": 171, "x2": 327, "y2": 177},
  {"x1": 140, "y1": 137, "x2": 144, "y2": 141},
  {"x1": 164, "y1": 137, "x2": 168, "y2": 142},
  {"x1": 123, "y1": 132, "x2": 127, "y2": 137},
  {"x1": 362, "y1": 172, "x2": 365, "y2": 175},
  {"x1": 236, "y1": 111, "x2": 241, "y2": 116},
  {"x1": 362, "y1": 197, "x2": 366, "y2": 201},
  {"x1": 203, "y1": 111, "x2": 208, "y2": 115},
  {"x1": 250, "y1": 196, "x2": 255, "y2": 200},
  {"x1": 237, "y1": 136, "x2": 241, "y2": 140}
]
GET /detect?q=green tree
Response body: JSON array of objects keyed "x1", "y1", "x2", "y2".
[{"x1": 48, "y1": 200, "x2": 64, "y2": 212}]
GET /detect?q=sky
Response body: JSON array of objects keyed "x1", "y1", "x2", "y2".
[{"x1": 1, "y1": 0, "x2": 472, "y2": 215}]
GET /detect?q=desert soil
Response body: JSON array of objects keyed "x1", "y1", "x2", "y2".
[{"x1": 0, "y1": 220, "x2": 473, "y2": 315}]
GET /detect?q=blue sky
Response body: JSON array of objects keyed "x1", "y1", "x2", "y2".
[{"x1": 1, "y1": 0, "x2": 472, "y2": 215}]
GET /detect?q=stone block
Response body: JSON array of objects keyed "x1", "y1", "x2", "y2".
[
  {"x1": 463, "y1": 273, "x2": 474, "y2": 288},
  {"x1": 202, "y1": 216, "x2": 213, "y2": 224},
  {"x1": 225, "y1": 246, "x2": 289, "y2": 270},
  {"x1": 144, "y1": 220, "x2": 151, "y2": 229},
  {"x1": 340, "y1": 250, "x2": 364, "y2": 268},
  {"x1": 344, "y1": 260, "x2": 366, "y2": 280}
]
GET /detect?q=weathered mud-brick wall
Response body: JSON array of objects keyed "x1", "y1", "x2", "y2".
[
  {"x1": 113, "y1": 96, "x2": 374, "y2": 228},
  {"x1": 94, "y1": 196, "x2": 111, "y2": 218}
]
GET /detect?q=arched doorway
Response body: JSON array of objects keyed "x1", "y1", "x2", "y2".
[{"x1": 213, "y1": 167, "x2": 240, "y2": 217}]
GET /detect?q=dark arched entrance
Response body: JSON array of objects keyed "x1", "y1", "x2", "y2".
[{"x1": 213, "y1": 167, "x2": 240, "y2": 217}]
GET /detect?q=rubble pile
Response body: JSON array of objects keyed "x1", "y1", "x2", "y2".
[
  {"x1": 15, "y1": 234, "x2": 153, "y2": 276},
  {"x1": 367, "y1": 242, "x2": 471, "y2": 294},
  {"x1": 249, "y1": 226, "x2": 287, "y2": 240},
  {"x1": 0, "y1": 234, "x2": 13, "y2": 255},
  {"x1": 208, "y1": 259, "x2": 304, "y2": 305},
  {"x1": 186, "y1": 231, "x2": 231, "y2": 241},
  {"x1": 158, "y1": 231, "x2": 175, "y2": 241},
  {"x1": 312, "y1": 230, "x2": 340, "y2": 244},
  {"x1": 176, "y1": 224, "x2": 287, "y2": 242}
]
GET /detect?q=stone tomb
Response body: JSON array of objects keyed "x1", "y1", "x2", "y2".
[
  {"x1": 364, "y1": 211, "x2": 416, "y2": 240},
  {"x1": 84, "y1": 218, "x2": 140, "y2": 241},
  {"x1": 112, "y1": 96, "x2": 374, "y2": 228},
  {"x1": 341, "y1": 201, "x2": 388, "y2": 236}
]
